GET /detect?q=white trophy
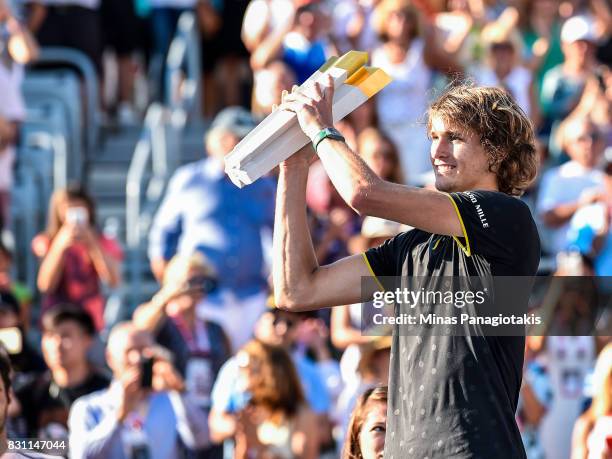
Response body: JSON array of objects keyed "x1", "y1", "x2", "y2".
[{"x1": 224, "y1": 51, "x2": 392, "y2": 188}]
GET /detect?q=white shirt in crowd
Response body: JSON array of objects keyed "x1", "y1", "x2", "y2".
[
  {"x1": 332, "y1": 0, "x2": 379, "y2": 55},
  {"x1": 475, "y1": 65, "x2": 533, "y2": 118},
  {"x1": 536, "y1": 160, "x2": 606, "y2": 255},
  {"x1": 372, "y1": 39, "x2": 433, "y2": 185},
  {"x1": 0, "y1": 60, "x2": 26, "y2": 192},
  {"x1": 538, "y1": 336, "x2": 596, "y2": 459}
]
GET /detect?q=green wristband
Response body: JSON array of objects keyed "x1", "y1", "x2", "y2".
[{"x1": 312, "y1": 127, "x2": 345, "y2": 152}]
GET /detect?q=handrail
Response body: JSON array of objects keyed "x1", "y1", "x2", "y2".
[
  {"x1": 34, "y1": 47, "x2": 100, "y2": 156},
  {"x1": 125, "y1": 103, "x2": 173, "y2": 306},
  {"x1": 165, "y1": 11, "x2": 202, "y2": 120},
  {"x1": 126, "y1": 103, "x2": 165, "y2": 249}
]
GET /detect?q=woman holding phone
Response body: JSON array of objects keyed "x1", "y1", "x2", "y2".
[{"x1": 33, "y1": 184, "x2": 122, "y2": 331}]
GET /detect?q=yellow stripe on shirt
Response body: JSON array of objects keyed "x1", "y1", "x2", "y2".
[
  {"x1": 361, "y1": 252, "x2": 385, "y2": 291},
  {"x1": 444, "y1": 193, "x2": 472, "y2": 257}
]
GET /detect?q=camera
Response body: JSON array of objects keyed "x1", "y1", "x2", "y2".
[{"x1": 140, "y1": 357, "x2": 154, "y2": 389}]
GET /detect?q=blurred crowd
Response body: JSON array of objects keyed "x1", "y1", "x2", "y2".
[{"x1": 0, "y1": 0, "x2": 610, "y2": 458}]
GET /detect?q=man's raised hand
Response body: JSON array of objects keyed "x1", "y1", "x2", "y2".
[{"x1": 279, "y1": 74, "x2": 335, "y2": 140}]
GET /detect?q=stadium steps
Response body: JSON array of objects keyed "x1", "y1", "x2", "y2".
[{"x1": 85, "y1": 120, "x2": 209, "y2": 308}]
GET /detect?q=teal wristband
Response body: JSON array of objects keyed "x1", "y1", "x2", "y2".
[{"x1": 312, "y1": 127, "x2": 345, "y2": 152}]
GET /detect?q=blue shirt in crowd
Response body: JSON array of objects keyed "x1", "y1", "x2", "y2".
[
  {"x1": 68, "y1": 383, "x2": 210, "y2": 459},
  {"x1": 148, "y1": 157, "x2": 276, "y2": 298}
]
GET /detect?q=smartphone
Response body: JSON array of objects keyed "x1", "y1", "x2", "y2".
[
  {"x1": 0, "y1": 327, "x2": 22, "y2": 354},
  {"x1": 140, "y1": 357, "x2": 154, "y2": 389},
  {"x1": 65, "y1": 207, "x2": 89, "y2": 226}
]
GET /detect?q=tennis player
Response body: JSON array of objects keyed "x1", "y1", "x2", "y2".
[{"x1": 273, "y1": 78, "x2": 540, "y2": 458}]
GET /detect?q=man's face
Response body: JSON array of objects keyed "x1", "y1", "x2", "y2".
[
  {"x1": 107, "y1": 329, "x2": 153, "y2": 376},
  {"x1": 41, "y1": 321, "x2": 92, "y2": 371},
  {"x1": 206, "y1": 130, "x2": 240, "y2": 160},
  {"x1": 429, "y1": 116, "x2": 495, "y2": 193},
  {"x1": 565, "y1": 121, "x2": 603, "y2": 168},
  {"x1": 563, "y1": 40, "x2": 595, "y2": 67},
  {"x1": 165, "y1": 267, "x2": 207, "y2": 317},
  {"x1": 490, "y1": 42, "x2": 515, "y2": 76}
]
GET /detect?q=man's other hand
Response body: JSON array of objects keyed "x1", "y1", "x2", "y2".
[{"x1": 279, "y1": 75, "x2": 335, "y2": 140}]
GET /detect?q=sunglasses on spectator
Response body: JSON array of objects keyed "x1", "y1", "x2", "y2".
[{"x1": 574, "y1": 132, "x2": 601, "y2": 143}]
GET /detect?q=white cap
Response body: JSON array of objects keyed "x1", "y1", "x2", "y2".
[{"x1": 561, "y1": 15, "x2": 598, "y2": 44}]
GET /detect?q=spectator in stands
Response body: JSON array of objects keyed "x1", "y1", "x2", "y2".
[
  {"x1": 26, "y1": 0, "x2": 103, "y2": 74},
  {"x1": 536, "y1": 334, "x2": 598, "y2": 459},
  {"x1": 148, "y1": 0, "x2": 195, "y2": 92},
  {"x1": 100, "y1": 0, "x2": 146, "y2": 124},
  {"x1": 343, "y1": 385, "x2": 387, "y2": 459},
  {"x1": 13, "y1": 305, "x2": 109, "y2": 442},
  {"x1": 231, "y1": 340, "x2": 319, "y2": 459},
  {"x1": 332, "y1": 0, "x2": 381, "y2": 55},
  {"x1": 540, "y1": 14, "x2": 600, "y2": 155},
  {"x1": 148, "y1": 107, "x2": 275, "y2": 350},
  {"x1": 565, "y1": 65, "x2": 611, "y2": 143},
  {"x1": 475, "y1": 22, "x2": 537, "y2": 121},
  {"x1": 196, "y1": 0, "x2": 221, "y2": 116},
  {"x1": 433, "y1": 0, "x2": 479, "y2": 69},
  {"x1": 537, "y1": 116, "x2": 606, "y2": 255},
  {"x1": 570, "y1": 343, "x2": 612, "y2": 459},
  {"x1": 517, "y1": 0, "x2": 564, "y2": 98},
  {"x1": 209, "y1": 309, "x2": 335, "y2": 450},
  {"x1": 371, "y1": 0, "x2": 460, "y2": 185},
  {"x1": 517, "y1": 336, "x2": 553, "y2": 459},
  {"x1": 0, "y1": 0, "x2": 37, "y2": 234},
  {"x1": 335, "y1": 336, "x2": 390, "y2": 450},
  {"x1": 0, "y1": 290, "x2": 45, "y2": 390},
  {"x1": 249, "y1": 0, "x2": 334, "y2": 84},
  {"x1": 357, "y1": 127, "x2": 404, "y2": 184},
  {"x1": 204, "y1": 0, "x2": 251, "y2": 111},
  {"x1": 33, "y1": 184, "x2": 122, "y2": 332},
  {"x1": 251, "y1": 60, "x2": 296, "y2": 118},
  {"x1": 0, "y1": 242, "x2": 32, "y2": 331},
  {"x1": 132, "y1": 253, "x2": 231, "y2": 458},
  {"x1": 68, "y1": 322, "x2": 210, "y2": 458}
]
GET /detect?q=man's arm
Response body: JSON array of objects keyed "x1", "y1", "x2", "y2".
[
  {"x1": 273, "y1": 148, "x2": 374, "y2": 311},
  {"x1": 279, "y1": 79, "x2": 464, "y2": 236}
]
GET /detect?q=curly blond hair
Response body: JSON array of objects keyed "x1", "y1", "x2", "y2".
[{"x1": 427, "y1": 84, "x2": 538, "y2": 196}]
